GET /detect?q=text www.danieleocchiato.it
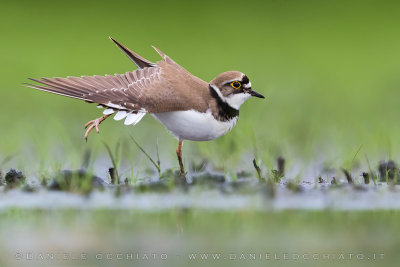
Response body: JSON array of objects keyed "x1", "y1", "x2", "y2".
[{"x1": 15, "y1": 252, "x2": 385, "y2": 261}]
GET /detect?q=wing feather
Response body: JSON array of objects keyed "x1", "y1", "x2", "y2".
[
  {"x1": 26, "y1": 66, "x2": 164, "y2": 112},
  {"x1": 109, "y1": 37, "x2": 155, "y2": 69},
  {"x1": 26, "y1": 43, "x2": 211, "y2": 114}
]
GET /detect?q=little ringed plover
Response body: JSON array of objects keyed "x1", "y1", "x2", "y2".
[{"x1": 25, "y1": 37, "x2": 265, "y2": 176}]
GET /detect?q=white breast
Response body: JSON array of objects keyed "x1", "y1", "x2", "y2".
[{"x1": 153, "y1": 110, "x2": 237, "y2": 141}]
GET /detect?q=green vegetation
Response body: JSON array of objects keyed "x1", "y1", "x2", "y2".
[
  {"x1": 1, "y1": 0, "x2": 400, "y2": 174},
  {"x1": 1, "y1": 1, "x2": 400, "y2": 266}
]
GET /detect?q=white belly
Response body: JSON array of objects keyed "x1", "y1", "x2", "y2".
[{"x1": 153, "y1": 110, "x2": 237, "y2": 141}]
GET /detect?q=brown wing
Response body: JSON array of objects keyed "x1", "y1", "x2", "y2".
[
  {"x1": 109, "y1": 37, "x2": 156, "y2": 69},
  {"x1": 25, "y1": 67, "x2": 164, "y2": 112},
  {"x1": 25, "y1": 45, "x2": 212, "y2": 114}
]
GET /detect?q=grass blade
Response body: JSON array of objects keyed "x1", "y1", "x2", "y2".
[
  {"x1": 103, "y1": 142, "x2": 119, "y2": 184},
  {"x1": 130, "y1": 135, "x2": 161, "y2": 178}
]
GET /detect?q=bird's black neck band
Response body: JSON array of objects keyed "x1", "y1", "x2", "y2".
[{"x1": 209, "y1": 84, "x2": 239, "y2": 121}]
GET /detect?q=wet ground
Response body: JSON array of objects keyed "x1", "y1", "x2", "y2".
[
  {"x1": 1, "y1": 158, "x2": 399, "y2": 211},
  {"x1": 1, "y1": 158, "x2": 400, "y2": 267}
]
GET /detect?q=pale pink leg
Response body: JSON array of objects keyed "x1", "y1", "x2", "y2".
[{"x1": 84, "y1": 114, "x2": 110, "y2": 141}]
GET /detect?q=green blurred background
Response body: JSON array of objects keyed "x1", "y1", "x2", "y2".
[
  {"x1": 1, "y1": 1, "x2": 400, "y2": 267},
  {"x1": 1, "y1": 0, "x2": 400, "y2": 172}
]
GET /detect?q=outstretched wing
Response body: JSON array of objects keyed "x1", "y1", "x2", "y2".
[
  {"x1": 25, "y1": 66, "x2": 165, "y2": 123},
  {"x1": 25, "y1": 40, "x2": 211, "y2": 125}
]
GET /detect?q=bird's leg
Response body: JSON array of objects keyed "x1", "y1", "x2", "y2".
[
  {"x1": 84, "y1": 114, "x2": 110, "y2": 141},
  {"x1": 176, "y1": 138, "x2": 185, "y2": 177}
]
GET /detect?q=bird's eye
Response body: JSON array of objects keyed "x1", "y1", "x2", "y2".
[{"x1": 231, "y1": 81, "x2": 241, "y2": 89}]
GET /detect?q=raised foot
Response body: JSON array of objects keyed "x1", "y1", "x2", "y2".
[{"x1": 84, "y1": 114, "x2": 110, "y2": 141}]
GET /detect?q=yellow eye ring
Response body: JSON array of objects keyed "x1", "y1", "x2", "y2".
[{"x1": 231, "y1": 81, "x2": 241, "y2": 89}]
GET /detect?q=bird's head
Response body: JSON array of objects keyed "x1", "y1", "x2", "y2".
[{"x1": 209, "y1": 71, "x2": 264, "y2": 110}]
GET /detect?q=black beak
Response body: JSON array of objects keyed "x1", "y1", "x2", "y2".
[{"x1": 249, "y1": 89, "x2": 265, "y2": 99}]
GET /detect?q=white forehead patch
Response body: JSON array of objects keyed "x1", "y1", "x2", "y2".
[{"x1": 243, "y1": 81, "x2": 252, "y2": 89}]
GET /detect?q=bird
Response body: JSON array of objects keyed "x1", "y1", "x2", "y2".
[{"x1": 25, "y1": 37, "x2": 265, "y2": 177}]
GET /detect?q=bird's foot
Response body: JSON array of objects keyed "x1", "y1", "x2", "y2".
[
  {"x1": 179, "y1": 168, "x2": 186, "y2": 178},
  {"x1": 84, "y1": 114, "x2": 110, "y2": 141}
]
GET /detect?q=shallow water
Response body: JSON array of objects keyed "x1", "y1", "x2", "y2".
[{"x1": 1, "y1": 180, "x2": 399, "y2": 211}]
